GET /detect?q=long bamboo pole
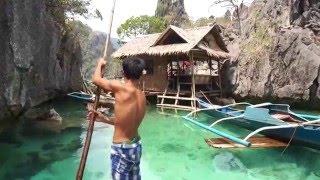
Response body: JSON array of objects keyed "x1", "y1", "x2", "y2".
[{"x1": 76, "y1": 0, "x2": 117, "y2": 179}]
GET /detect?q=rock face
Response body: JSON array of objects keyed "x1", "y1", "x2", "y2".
[
  {"x1": 155, "y1": 0, "x2": 190, "y2": 27},
  {"x1": 0, "y1": 0, "x2": 82, "y2": 122},
  {"x1": 81, "y1": 31, "x2": 122, "y2": 79},
  {"x1": 290, "y1": 0, "x2": 320, "y2": 36},
  {"x1": 223, "y1": 0, "x2": 320, "y2": 108},
  {"x1": 24, "y1": 107, "x2": 63, "y2": 133}
]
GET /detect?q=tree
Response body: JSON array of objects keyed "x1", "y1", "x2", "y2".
[
  {"x1": 211, "y1": 0, "x2": 247, "y2": 35},
  {"x1": 117, "y1": 15, "x2": 167, "y2": 39},
  {"x1": 194, "y1": 17, "x2": 215, "y2": 27},
  {"x1": 45, "y1": 0, "x2": 102, "y2": 26}
]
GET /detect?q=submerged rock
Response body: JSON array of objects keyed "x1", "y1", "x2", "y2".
[
  {"x1": 61, "y1": 139, "x2": 82, "y2": 152},
  {"x1": 213, "y1": 152, "x2": 247, "y2": 172},
  {"x1": 42, "y1": 142, "x2": 63, "y2": 151},
  {"x1": 23, "y1": 107, "x2": 63, "y2": 133},
  {"x1": 160, "y1": 143, "x2": 186, "y2": 153}
]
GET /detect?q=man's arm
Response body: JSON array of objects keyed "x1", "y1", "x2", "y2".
[
  {"x1": 87, "y1": 104, "x2": 115, "y2": 125},
  {"x1": 94, "y1": 111, "x2": 115, "y2": 125},
  {"x1": 92, "y1": 58, "x2": 123, "y2": 93}
]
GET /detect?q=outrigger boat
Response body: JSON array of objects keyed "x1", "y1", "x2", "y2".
[
  {"x1": 183, "y1": 99, "x2": 320, "y2": 149},
  {"x1": 68, "y1": 92, "x2": 115, "y2": 107}
]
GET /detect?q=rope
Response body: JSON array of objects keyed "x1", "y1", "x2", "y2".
[{"x1": 281, "y1": 125, "x2": 298, "y2": 156}]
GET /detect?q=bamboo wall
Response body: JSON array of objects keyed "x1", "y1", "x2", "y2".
[{"x1": 140, "y1": 56, "x2": 169, "y2": 92}]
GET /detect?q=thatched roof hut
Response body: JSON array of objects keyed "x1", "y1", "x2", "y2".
[
  {"x1": 112, "y1": 24, "x2": 230, "y2": 110},
  {"x1": 112, "y1": 24, "x2": 229, "y2": 60}
]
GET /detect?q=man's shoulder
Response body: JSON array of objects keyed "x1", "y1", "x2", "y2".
[{"x1": 108, "y1": 80, "x2": 125, "y2": 90}]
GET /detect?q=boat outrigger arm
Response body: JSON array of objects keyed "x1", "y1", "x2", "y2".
[
  {"x1": 243, "y1": 119, "x2": 320, "y2": 141},
  {"x1": 209, "y1": 115, "x2": 244, "y2": 127},
  {"x1": 183, "y1": 116, "x2": 252, "y2": 147},
  {"x1": 183, "y1": 102, "x2": 320, "y2": 147}
]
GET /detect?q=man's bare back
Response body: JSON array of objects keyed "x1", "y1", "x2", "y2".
[
  {"x1": 113, "y1": 83, "x2": 146, "y2": 143},
  {"x1": 92, "y1": 57, "x2": 146, "y2": 179},
  {"x1": 92, "y1": 58, "x2": 146, "y2": 143}
]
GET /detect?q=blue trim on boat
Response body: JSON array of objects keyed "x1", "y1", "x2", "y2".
[
  {"x1": 183, "y1": 116, "x2": 251, "y2": 147},
  {"x1": 67, "y1": 92, "x2": 93, "y2": 102},
  {"x1": 294, "y1": 113, "x2": 320, "y2": 120}
]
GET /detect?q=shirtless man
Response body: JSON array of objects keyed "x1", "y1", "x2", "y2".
[{"x1": 91, "y1": 57, "x2": 146, "y2": 180}]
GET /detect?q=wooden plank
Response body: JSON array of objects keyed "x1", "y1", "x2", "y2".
[
  {"x1": 158, "y1": 106, "x2": 193, "y2": 112},
  {"x1": 195, "y1": 90, "x2": 221, "y2": 93},
  {"x1": 158, "y1": 95, "x2": 195, "y2": 101},
  {"x1": 180, "y1": 82, "x2": 213, "y2": 85},
  {"x1": 156, "y1": 104, "x2": 195, "y2": 110},
  {"x1": 205, "y1": 137, "x2": 288, "y2": 149}
]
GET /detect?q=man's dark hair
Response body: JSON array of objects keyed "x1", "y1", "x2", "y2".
[{"x1": 122, "y1": 58, "x2": 146, "y2": 80}]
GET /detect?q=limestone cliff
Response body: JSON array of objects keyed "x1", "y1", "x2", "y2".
[
  {"x1": 223, "y1": 0, "x2": 320, "y2": 108},
  {"x1": 69, "y1": 21, "x2": 122, "y2": 80},
  {"x1": 155, "y1": 0, "x2": 190, "y2": 27},
  {"x1": 0, "y1": 0, "x2": 83, "y2": 122}
]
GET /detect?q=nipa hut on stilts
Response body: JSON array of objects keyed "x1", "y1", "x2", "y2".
[{"x1": 112, "y1": 24, "x2": 230, "y2": 111}]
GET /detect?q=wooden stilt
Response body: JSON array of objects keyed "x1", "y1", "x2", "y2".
[
  {"x1": 191, "y1": 52, "x2": 196, "y2": 110},
  {"x1": 209, "y1": 59, "x2": 213, "y2": 90},
  {"x1": 174, "y1": 85, "x2": 180, "y2": 105},
  {"x1": 175, "y1": 60, "x2": 180, "y2": 105},
  {"x1": 218, "y1": 60, "x2": 223, "y2": 97}
]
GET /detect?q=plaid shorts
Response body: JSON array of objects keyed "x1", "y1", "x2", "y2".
[{"x1": 110, "y1": 141, "x2": 142, "y2": 180}]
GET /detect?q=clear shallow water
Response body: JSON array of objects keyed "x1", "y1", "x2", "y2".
[{"x1": 0, "y1": 99, "x2": 320, "y2": 180}]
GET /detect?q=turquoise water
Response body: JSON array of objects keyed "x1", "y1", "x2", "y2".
[{"x1": 0, "y1": 99, "x2": 320, "y2": 180}]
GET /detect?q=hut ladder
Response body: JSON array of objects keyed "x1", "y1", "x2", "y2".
[
  {"x1": 174, "y1": 82, "x2": 181, "y2": 105},
  {"x1": 160, "y1": 84, "x2": 169, "y2": 105}
]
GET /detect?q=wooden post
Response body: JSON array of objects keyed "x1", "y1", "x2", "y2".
[
  {"x1": 175, "y1": 60, "x2": 180, "y2": 106},
  {"x1": 170, "y1": 61, "x2": 173, "y2": 78},
  {"x1": 209, "y1": 60, "x2": 212, "y2": 76},
  {"x1": 218, "y1": 60, "x2": 223, "y2": 97},
  {"x1": 209, "y1": 59, "x2": 213, "y2": 90},
  {"x1": 76, "y1": 0, "x2": 117, "y2": 179},
  {"x1": 191, "y1": 52, "x2": 196, "y2": 110}
]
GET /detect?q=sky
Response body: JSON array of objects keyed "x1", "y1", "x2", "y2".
[{"x1": 81, "y1": 0, "x2": 254, "y2": 37}]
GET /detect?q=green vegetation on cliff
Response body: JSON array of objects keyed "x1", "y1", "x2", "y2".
[
  {"x1": 45, "y1": 0, "x2": 101, "y2": 30},
  {"x1": 117, "y1": 15, "x2": 167, "y2": 40}
]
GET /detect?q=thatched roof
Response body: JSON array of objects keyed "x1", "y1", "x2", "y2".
[{"x1": 112, "y1": 24, "x2": 229, "y2": 60}]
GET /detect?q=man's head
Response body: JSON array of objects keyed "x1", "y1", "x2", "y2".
[{"x1": 122, "y1": 58, "x2": 146, "y2": 80}]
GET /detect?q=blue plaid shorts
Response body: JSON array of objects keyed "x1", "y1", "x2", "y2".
[{"x1": 110, "y1": 141, "x2": 142, "y2": 180}]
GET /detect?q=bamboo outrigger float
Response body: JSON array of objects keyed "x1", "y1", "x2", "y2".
[
  {"x1": 68, "y1": 92, "x2": 115, "y2": 107},
  {"x1": 183, "y1": 99, "x2": 320, "y2": 149}
]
